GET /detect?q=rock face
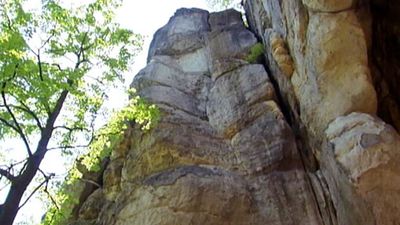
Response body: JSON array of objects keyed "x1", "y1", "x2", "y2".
[
  {"x1": 244, "y1": 0, "x2": 400, "y2": 224},
  {"x1": 67, "y1": 2, "x2": 400, "y2": 225}
]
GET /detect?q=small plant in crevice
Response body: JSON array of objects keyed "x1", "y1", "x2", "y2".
[{"x1": 246, "y1": 43, "x2": 265, "y2": 64}]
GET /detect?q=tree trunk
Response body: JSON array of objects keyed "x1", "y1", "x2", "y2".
[
  {"x1": 0, "y1": 183, "x2": 27, "y2": 225},
  {"x1": 0, "y1": 151, "x2": 46, "y2": 225},
  {"x1": 0, "y1": 90, "x2": 68, "y2": 224}
]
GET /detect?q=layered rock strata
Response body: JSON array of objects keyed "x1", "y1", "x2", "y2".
[{"x1": 67, "y1": 2, "x2": 400, "y2": 225}]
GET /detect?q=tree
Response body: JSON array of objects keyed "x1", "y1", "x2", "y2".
[
  {"x1": 0, "y1": 0, "x2": 145, "y2": 224},
  {"x1": 206, "y1": 0, "x2": 240, "y2": 11}
]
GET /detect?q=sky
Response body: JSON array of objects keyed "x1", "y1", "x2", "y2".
[{"x1": 2, "y1": 0, "x2": 216, "y2": 224}]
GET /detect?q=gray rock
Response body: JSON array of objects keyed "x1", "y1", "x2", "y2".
[
  {"x1": 147, "y1": 8, "x2": 209, "y2": 62},
  {"x1": 64, "y1": 5, "x2": 400, "y2": 225},
  {"x1": 78, "y1": 189, "x2": 105, "y2": 220},
  {"x1": 231, "y1": 111, "x2": 299, "y2": 175},
  {"x1": 322, "y1": 113, "x2": 400, "y2": 225},
  {"x1": 206, "y1": 23, "x2": 258, "y2": 74},
  {"x1": 132, "y1": 55, "x2": 211, "y2": 103},
  {"x1": 207, "y1": 64, "x2": 275, "y2": 138},
  {"x1": 209, "y1": 9, "x2": 243, "y2": 31}
]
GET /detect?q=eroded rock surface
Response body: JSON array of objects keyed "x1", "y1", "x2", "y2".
[
  {"x1": 67, "y1": 2, "x2": 400, "y2": 225},
  {"x1": 68, "y1": 8, "x2": 321, "y2": 225},
  {"x1": 244, "y1": 0, "x2": 400, "y2": 224}
]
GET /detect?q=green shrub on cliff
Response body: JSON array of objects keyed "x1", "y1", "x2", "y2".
[
  {"x1": 42, "y1": 91, "x2": 159, "y2": 225},
  {"x1": 246, "y1": 43, "x2": 265, "y2": 63}
]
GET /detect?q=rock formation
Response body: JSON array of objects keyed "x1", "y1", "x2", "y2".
[{"x1": 66, "y1": 1, "x2": 400, "y2": 225}]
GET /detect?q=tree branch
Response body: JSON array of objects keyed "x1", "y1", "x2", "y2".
[
  {"x1": 37, "y1": 169, "x2": 60, "y2": 215},
  {"x1": 35, "y1": 88, "x2": 70, "y2": 157},
  {"x1": 18, "y1": 168, "x2": 55, "y2": 210},
  {"x1": 47, "y1": 91, "x2": 69, "y2": 129},
  {"x1": 44, "y1": 182, "x2": 59, "y2": 211},
  {"x1": 37, "y1": 52, "x2": 44, "y2": 81},
  {"x1": 2, "y1": 10, "x2": 13, "y2": 30},
  {"x1": 1, "y1": 83, "x2": 33, "y2": 156},
  {"x1": 0, "y1": 182, "x2": 10, "y2": 192},
  {"x1": 80, "y1": 178, "x2": 101, "y2": 188},
  {"x1": 0, "y1": 103, "x2": 43, "y2": 130},
  {"x1": 26, "y1": 42, "x2": 38, "y2": 57},
  {"x1": 17, "y1": 161, "x2": 28, "y2": 177},
  {"x1": 36, "y1": 31, "x2": 56, "y2": 81},
  {"x1": 39, "y1": 32, "x2": 55, "y2": 50},
  {"x1": 53, "y1": 125, "x2": 88, "y2": 132},
  {"x1": 47, "y1": 144, "x2": 89, "y2": 151},
  {"x1": 0, "y1": 168, "x2": 16, "y2": 182},
  {"x1": 51, "y1": 63, "x2": 63, "y2": 71},
  {"x1": 0, "y1": 159, "x2": 27, "y2": 169},
  {"x1": 15, "y1": 101, "x2": 43, "y2": 130},
  {"x1": 74, "y1": 32, "x2": 90, "y2": 69},
  {"x1": 0, "y1": 117, "x2": 19, "y2": 133},
  {"x1": 0, "y1": 64, "x2": 18, "y2": 83},
  {"x1": 17, "y1": 179, "x2": 47, "y2": 210}
]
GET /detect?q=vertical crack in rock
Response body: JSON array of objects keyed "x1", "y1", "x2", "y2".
[
  {"x1": 244, "y1": 0, "x2": 400, "y2": 225},
  {"x1": 369, "y1": 0, "x2": 400, "y2": 131}
]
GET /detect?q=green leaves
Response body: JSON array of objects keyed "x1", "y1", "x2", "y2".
[
  {"x1": 0, "y1": 0, "x2": 144, "y2": 145},
  {"x1": 82, "y1": 89, "x2": 160, "y2": 172},
  {"x1": 0, "y1": 0, "x2": 146, "y2": 223},
  {"x1": 246, "y1": 43, "x2": 265, "y2": 63},
  {"x1": 206, "y1": 0, "x2": 241, "y2": 11},
  {"x1": 42, "y1": 90, "x2": 159, "y2": 225}
]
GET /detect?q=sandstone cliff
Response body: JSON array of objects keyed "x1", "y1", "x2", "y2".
[{"x1": 66, "y1": 1, "x2": 400, "y2": 225}]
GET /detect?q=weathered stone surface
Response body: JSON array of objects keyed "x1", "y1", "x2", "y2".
[
  {"x1": 120, "y1": 110, "x2": 233, "y2": 182},
  {"x1": 302, "y1": 0, "x2": 353, "y2": 12},
  {"x1": 66, "y1": 157, "x2": 108, "y2": 222},
  {"x1": 78, "y1": 189, "x2": 105, "y2": 220},
  {"x1": 208, "y1": 9, "x2": 243, "y2": 31},
  {"x1": 246, "y1": 0, "x2": 378, "y2": 144},
  {"x1": 65, "y1": 4, "x2": 400, "y2": 225},
  {"x1": 249, "y1": 170, "x2": 322, "y2": 225},
  {"x1": 207, "y1": 64, "x2": 276, "y2": 138},
  {"x1": 270, "y1": 34, "x2": 294, "y2": 78},
  {"x1": 323, "y1": 113, "x2": 400, "y2": 225},
  {"x1": 137, "y1": 85, "x2": 207, "y2": 118},
  {"x1": 147, "y1": 8, "x2": 209, "y2": 62},
  {"x1": 231, "y1": 109, "x2": 298, "y2": 174},
  {"x1": 73, "y1": 7, "x2": 321, "y2": 225},
  {"x1": 206, "y1": 10, "x2": 258, "y2": 76},
  {"x1": 102, "y1": 159, "x2": 123, "y2": 200},
  {"x1": 116, "y1": 166, "x2": 254, "y2": 225},
  {"x1": 133, "y1": 56, "x2": 210, "y2": 102},
  {"x1": 244, "y1": 0, "x2": 400, "y2": 224},
  {"x1": 296, "y1": 10, "x2": 377, "y2": 139}
]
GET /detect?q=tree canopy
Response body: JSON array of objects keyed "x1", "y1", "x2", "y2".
[{"x1": 0, "y1": 0, "x2": 158, "y2": 224}]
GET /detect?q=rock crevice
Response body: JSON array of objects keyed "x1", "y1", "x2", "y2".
[{"x1": 244, "y1": 0, "x2": 400, "y2": 224}]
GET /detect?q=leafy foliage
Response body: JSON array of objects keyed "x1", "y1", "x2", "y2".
[
  {"x1": 82, "y1": 91, "x2": 159, "y2": 172},
  {"x1": 206, "y1": 0, "x2": 241, "y2": 11},
  {"x1": 42, "y1": 93, "x2": 159, "y2": 225},
  {"x1": 0, "y1": 0, "x2": 145, "y2": 224}
]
